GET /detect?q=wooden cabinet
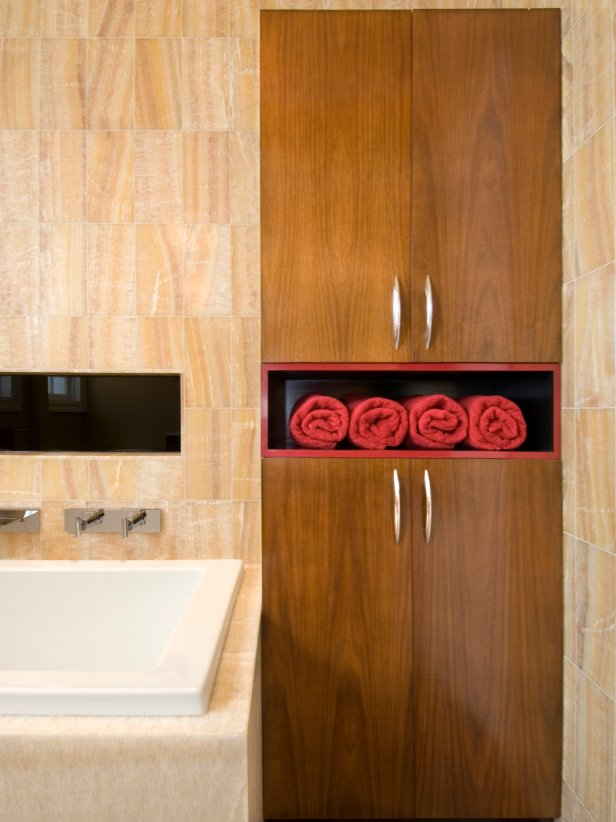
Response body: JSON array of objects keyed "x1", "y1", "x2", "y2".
[
  {"x1": 261, "y1": 10, "x2": 562, "y2": 363},
  {"x1": 262, "y1": 458, "x2": 562, "y2": 819}
]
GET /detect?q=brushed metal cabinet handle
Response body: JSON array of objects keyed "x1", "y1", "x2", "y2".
[
  {"x1": 423, "y1": 468, "x2": 432, "y2": 544},
  {"x1": 392, "y1": 275, "x2": 402, "y2": 350},
  {"x1": 424, "y1": 274, "x2": 433, "y2": 350},
  {"x1": 393, "y1": 468, "x2": 401, "y2": 544}
]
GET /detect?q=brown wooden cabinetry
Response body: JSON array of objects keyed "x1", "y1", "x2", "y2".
[
  {"x1": 260, "y1": 8, "x2": 563, "y2": 821},
  {"x1": 261, "y1": 10, "x2": 561, "y2": 363},
  {"x1": 262, "y1": 458, "x2": 562, "y2": 819}
]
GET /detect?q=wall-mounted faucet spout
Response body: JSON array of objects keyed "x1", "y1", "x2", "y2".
[
  {"x1": 122, "y1": 509, "x2": 147, "y2": 538},
  {"x1": 0, "y1": 509, "x2": 40, "y2": 532},
  {"x1": 75, "y1": 509, "x2": 105, "y2": 538}
]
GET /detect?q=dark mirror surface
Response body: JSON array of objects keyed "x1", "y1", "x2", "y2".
[{"x1": 0, "y1": 375, "x2": 181, "y2": 453}]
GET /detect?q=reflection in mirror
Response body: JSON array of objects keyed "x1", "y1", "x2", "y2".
[{"x1": 0, "y1": 374, "x2": 181, "y2": 453}]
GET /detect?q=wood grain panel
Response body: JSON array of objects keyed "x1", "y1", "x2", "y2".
[
  {"x1": 262, "y1": 459, "x2": 414, "y2": 819},
  {"x1": 411, "y1": 10, "x2": 562, "y2": 363},
  {"x1": 411, "y1": 459, "x2": 563, "y2": 818},
  {"x1": 261, "y1": 12, "x2": 413, "y2": 362}
]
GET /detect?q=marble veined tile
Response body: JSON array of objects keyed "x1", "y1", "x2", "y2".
[
  {"x1": 136, "y1": 39, "x2": 181, "y2": 130},
  {"x1": 135, "y1": 131, "x2": 182, "y2": 223},
  {"x1": 135, "y1": 0, "x2": 182, "y2": 36},
  {"x1": 86, "y1": 131, "x2": 134, "y2": 223},
  {"x1": 185, "y1": 501, "x2": 234, "y2": 558},
  {"x1": 184, "y1": 408, "x2": 233, "y2": 500},
  {"x1": 229, "y1": 39, "x2": 259, "y2": 131},
  {"x1": 0, "y1": 39, "x2": 39, "y2": 129},
  {"x1": 39, "y1": 131, "x2": 85, "y2": 222},
  {"x1": 183, "y1": 132, "x2": 229, "y2": 224},
  {"x1": 86, "y1": 224, "x2": 136, "y2": 316},
  {"x1": 573, "y1": 2, "x2": 613, "y2": 148},
  {"x1": 232, "y1": 408, "x2": 260, "y2": 502},
  {"x1": 184, "y1": 317, "x2": 233, "y2": 408},
  {"x1": 184, "y1": 225, "x2": 233, "y2": 316},
  {"x1": 0, "y1": 131, "x2": 38, "y2": 222},
  {"x1": 575, "y1": 539, "x2": 615, "y2": 699},
  {"x1": 0, "y1": 225, "x2": 39, "y2": 315},
  {"x1": 182, "y1": 39, "x2": 229, "y2": 131},
  {"x1": 89, "y1": 0, "x2": 134, "y2": 36},
  {"x1": 0, "y1": 0, "x2": 42, "y2": 35},
  {"x1": 44, "y1": 0, "x2": 88, "y2": 36},
  {"x1": 184, "y1": 0, "x2": 229, "y2": 36},
  {"x1": 136, "y1": 225, "x2": 183, "y2": 316},
  {"x1": 573, "y1": 264, "x2": 615, "y2": 408},
  {"x1": 575, "y1": 409, "x2": 615, "y2": 553},
  {"x1": 41, "y1": 39, "x2": 85, "y2": 130},
  {"x1": 87, "y1": 39, "x2": 134, "y2": 130}
]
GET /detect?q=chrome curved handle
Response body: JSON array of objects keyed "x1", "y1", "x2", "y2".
[
  {"x1": 424, "y1": 275, "x2": 433, "y2": 349},
  {"x1": 392, "y1": 275, "x2": 402, "y2": 350},
  {"x1": 393, "y1": 469, "x2": 401, "y2": 544},
  {"x1": 423, "y1": 469, "x2": 432, "y2": 544}
]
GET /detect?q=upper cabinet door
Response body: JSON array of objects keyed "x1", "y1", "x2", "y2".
[
  {"x1": 261, "y1": 11, "x2": 413, "y2": 362},
  {"x1": 411, "y1": 10, "x2": 562, "y2": 362}
]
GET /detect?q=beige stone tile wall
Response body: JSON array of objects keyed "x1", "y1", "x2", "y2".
[{"x1": 0, "y1": 0, "x2": 614, "y2": 819}]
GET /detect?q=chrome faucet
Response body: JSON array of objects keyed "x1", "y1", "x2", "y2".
[
  {"x1": 75, "y1": 509, "x2": 105, "y2": 538},
  {"x1": 122, "y1": 509, "x2": 147, "y2": 539}
]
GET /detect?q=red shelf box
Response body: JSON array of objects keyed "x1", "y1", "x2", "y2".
[{"x1": 261, "y1": 363, "x2": 560, "y2": 459}]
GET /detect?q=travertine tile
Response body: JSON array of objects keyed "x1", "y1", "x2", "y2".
[
  {"x1": 563, "y1": 657, "x2": 576, "y2": 789},
  {"x1": 184, "y1": 225, "x2": 233, "y2": 316},
  {"x1": 135, "y1": 131, "x2": 182, "y2": 223},
  {"x1": 185, "y1": 501, "x2": 234, "y2": 558},
  {"x1": 573, "y1": 2, "x2": 613, "y2": 148},
  {"x1": 88, "y1": 459, "x2": 139, "y2": 502},
  {"x1": 136, "y1": 225, "x2": 183, "y2": 316},
  {"x1": 574, "y1": 670, "x2": 615, "y2": 822},
  {"x1": 574, "y1": 119, "x2": 615, "y2": 277},
  {"x1": 86, "y1": 131, "x2": 134, "y2": 222},
  {"x1": 575, "y1": 540, "x2": 615, "y2": 699},
  {"x1": 229, "y1": 131, "x2": 259, "y2": 224},
  {"x1": 0, "y1": 225, "x2": 39, "y2": 315},
  {"x1": 40, "y1": 225, "x2": 85, "y2": 315},
  {"x1": 87, "y1": 39, "x2": 134, "y2": 130},
  {"x1": 39, "y1": 131, "x2": 86, "y2": 222},
  {"x1": 573, "y1": 265, "x2": 615, "y2": 408},
  {"x1": 135, "y1": 0, "x2": 182, "y2": 36},
  {"x1": 231, "y1": 318, "x2": 260, "y2": 407},
  {"x1": 0, "y1": 318, "x2": 41, "y2": 370},
  {"x1": 86, "y1": 224, "x2": 136, "y2": 316},
  {"x1": 184, "y1": 0, "x2": 229, "y2": 36},
  {"x1": 233, "y1": 500, "x2": 261, "y2": 563},
  {"x1": 182, "y1": 39, "x2": 229, "y2": 131},
  {"x1": 185, "y1": 318, "x2": 233, "y2": 408},
  {"x1": 44, "y1": 0, "x2": 88, "y2": 36},
  {"x1": 89, "y1": 0, "x2": 134, "y2": 36},
  {"x1": 231, "y1": 225, "x2": 260, "y2": 316},
  {"x1": 136, "y1": 317, "x2": 185, "y2": 369},
  {"x1": 135, "y1": 457, "x2": 184, "y2": 502},
  {"x1": 89, "y1": 316, "x2": 138, "y2": 370},
  {"x1": 40, "y1": 39, "x2": 85, "y2": 130},
  {"x1": 136, "y1": 40, "x2": 181, "y2": 130},
  {"x1": 40, "y1": 317, "x2": 89, "y2": 370},
  {"x1": 230, "y1": 0, "x2": 259, "y2": 38},
  {"x1": 0, "y1": 458, "x2": 41, "y2": 500},
  {"x1": 0, "y1": 39, "x2": 40, "y2": 129},
  {"x1": 0, "y1": 0, "x2": 42, "y2": 35},
  {"x1": 0, "y1": 131, "x2": 38, "y2": 222},
  {"x1": 232, "y1": 408, "x2": 260, "y2": 501},
  {"x1": 184, "y1": 408, "x2": 233, "y2": 500},
  {"x1": 229, "y1": 39, "x2": 259, "y2": 131},
  {"x1": 562, "y1": 283, "x2": 574, "y2": 409},
  {"x1": 575, "y1": 409, "x2": 615, "y2": 552},
  {"x1": 41, "y1": 459, "x2": 89, "y2": 501},
  {"x1": 183, "y1": 132, "x2": 230, "y2": 224}
]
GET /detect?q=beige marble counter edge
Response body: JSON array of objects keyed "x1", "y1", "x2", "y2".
[{"x1": 0, "y1": 564, "x2": 262, "y2": 739}]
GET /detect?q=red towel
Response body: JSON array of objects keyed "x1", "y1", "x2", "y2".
[
  {"x1": 344, "y1": 395, "x2": 408, "y2": 449},
  {"x1": 460, "y1": 395, "x2": 527, "y2": 450},
  {"x1": 401, "y1": 394, "x2": 468, "y2": 449},
  {"x1": 289, "y1": 394, "x2": 349, "y2": 449}
]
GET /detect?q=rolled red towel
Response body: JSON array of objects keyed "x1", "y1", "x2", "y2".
[
  {"x1": 401, "y1": 394, "x2": 468, "y2": 449},
  {"x1": 460, "y1": 395, "x2": 527, "y2": 450},
  {"x1": 289, "y1": 394, "x2": 349, "y2": 449},
  {"x1": 344, "y1": 395, "x2": 408, "y2": 449}
]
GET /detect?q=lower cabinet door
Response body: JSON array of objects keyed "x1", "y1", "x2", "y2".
[
  {"x1": 262, "y1": 458, "x2": 415, "y2": 820},
  {"x1": 262, "y1": 458, "x2": 562, "y2": 820},
  {"x1": 411, "y1": 459, "x2": 563, "y2": 819}
]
